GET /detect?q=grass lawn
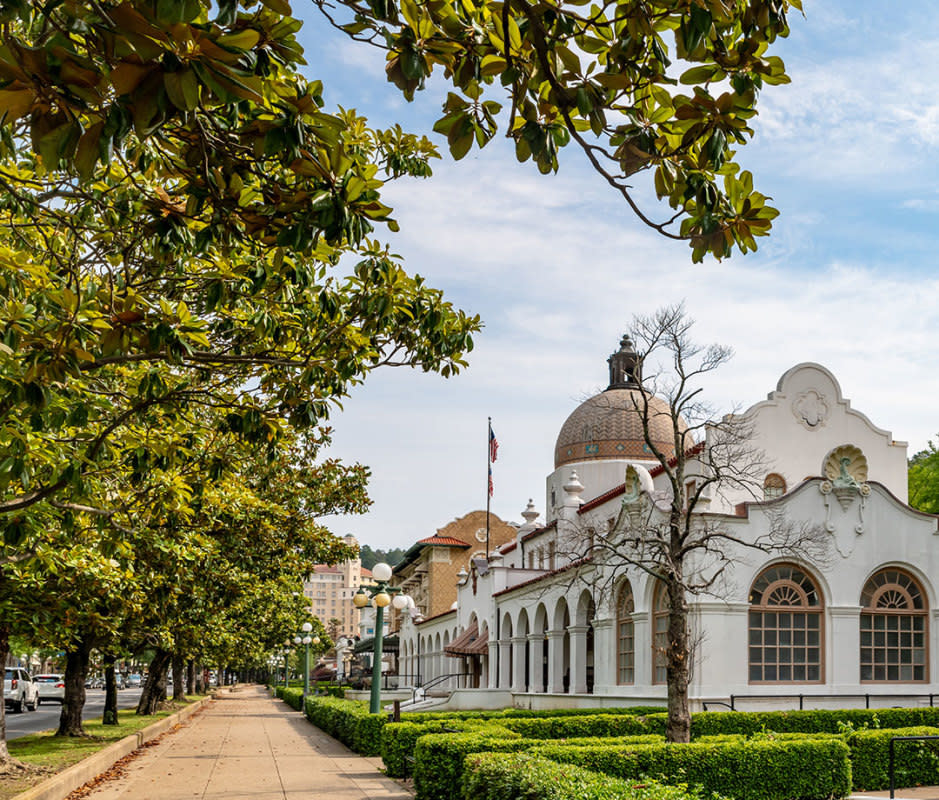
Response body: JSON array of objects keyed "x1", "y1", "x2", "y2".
[{"x1": 0, "y1": 696, "x2": 204, "y2": 800}]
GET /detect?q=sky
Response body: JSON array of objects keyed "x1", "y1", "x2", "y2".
[{"x1": 296, "y1": 1, "x2": 939, "y2": 551}]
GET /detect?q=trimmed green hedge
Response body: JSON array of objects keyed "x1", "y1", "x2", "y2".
[
  {"x1": 383, "y1": 720, "x2": 491, "y2": 778},
  {"x1": 412, "y1": 729, "x2": 667, "y2": 800},
  {"x1": 413, "y1": 729, "x2": 528, "y2": 800},
  {"x1": 502, "y1": 712, "x2": 666, "y2": 739},
  {"x1": 304, "y1": 696, "x2": 385, "y2": 756},
  {"x1": 533, "y1": 738, "x2": 852, "y2": 800},
  {"x1": 281, "y1": 687, "x2": 303, "y2": 710},
  {"x1": 401, "y1": 705, "x2": 664, "y2": 722},
  {"x1": 691, "y1": 708, "x2": 939, "y2": 738},
  {"x1": 462, "y1": 752, "x2": 722, "y2": 800},
  {"x1": 847, "y1": 726, "x2": 939, "y2": 791}
]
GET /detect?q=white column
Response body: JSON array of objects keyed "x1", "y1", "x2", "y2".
[
  {"x1": 527, "y1": 634, "x2": 543, "y2": 692},
  {"x1": 547, "y1": 630, "x2": 566, "y2": 693},
  {"x1": 568, "y1": 625, "x2": 589, "y2": 693},
  {"x1": 512, "y1": 636, "x2": 528, "y2": 692},
  {"x1": 487, "y1": 640, "x2": 499, "y2": 688},
  {"x1": 829, "y1": 605, "x2": 862, "y2": 687},
  {"x1": 591, "y1": 618, "x2": 615, "y2": 690},
  {"x1": 498, "y1": 640, "x2": 512, "y2": 688}
]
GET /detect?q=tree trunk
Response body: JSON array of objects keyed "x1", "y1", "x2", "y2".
[
  {"x1": 0, "y1": 623, "x2": 14, "y2": 762},
  {"x1": 195, "y1": 664, "x2": 205, "y2": 694},
  {"x1": 102, "y1": 654, "x2": 118, "y2": 725},
  {"x1": 136, "y1": 649, "x2": 172, "y2": 715},
  {"x1": 665, "y1": 575, "x2": 691, "y2": 743},
  {"x1": 57, "y1": 639, "x2": 93, "y2": 736},
  {"x1": 186, "y1": 659, "x2": 196, "y2": 695},
  {"x1": 172, "y1": 654, "x2": 186, "y2": 701}
]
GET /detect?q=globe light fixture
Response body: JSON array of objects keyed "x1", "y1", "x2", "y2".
[{"x1": 350, "y1": 562, "x2": 412, "y2": 713}]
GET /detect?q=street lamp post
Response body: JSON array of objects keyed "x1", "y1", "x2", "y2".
[
  {"x1": 282, "y1": 641, "x2": 291, "y2": 688},
  {"x1": 294, "y1": 622, "x2": 313, "y2": 704},
  {"x1": 352, "y1": 562, "x2": 413, "y2": 714}
]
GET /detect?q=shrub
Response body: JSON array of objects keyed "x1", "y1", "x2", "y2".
[
  {"x1": 383, "y1": 719, "x2": 491, "y2": 778},
  {"x1": 690, "y1": 708, "x2": 939, "y2": 738},
  {"x1": 281, "y1": 687, "x2": 303, "y2": 711},
  {"x1": 846, "y1": 726, "x2": 939, "y2": 791},
  {"x1": 304, "y1": 696, "x2": 385, "y2": 756},
  {"x1": 412, "y1": 729, "x2": 667, "y2": 800},
  {"x1": 533, "y1": 737, "x2": 852, "y2": 800},
  {"x1": 502, "y1": 712, "x2": 665, "y2": 739},
  {"x1": 413, "y1": 728, "x2": 526, "y2": 800},
  {"x1": 462, "y1": 752, "x2": 721, "y2": 800}
]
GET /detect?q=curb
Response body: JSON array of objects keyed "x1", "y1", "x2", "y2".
[{"x1": 12, "y1": 695, "x2": 215, "y2": 800}]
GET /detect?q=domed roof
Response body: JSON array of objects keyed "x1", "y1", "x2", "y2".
[{"x1": 554, "y1": 337, "x2": 684, "y2": 469}]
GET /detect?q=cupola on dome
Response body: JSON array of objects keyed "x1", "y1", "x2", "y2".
[{"x1": 554, "y1": 336, "x2": 685, "y2": 469}]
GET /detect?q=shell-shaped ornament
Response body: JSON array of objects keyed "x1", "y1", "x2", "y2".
[{"x1": 823, "y1": 444, "x2": 868, "y2": 488}]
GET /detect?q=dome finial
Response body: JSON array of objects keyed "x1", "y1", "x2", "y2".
[{"x1": 607, "y1": 334, "x2": 641, "y2": 390}]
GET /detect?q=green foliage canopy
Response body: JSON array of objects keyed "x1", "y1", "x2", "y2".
[{"x1": 316, "y1": 0, "x2": 801, "y2": 260}]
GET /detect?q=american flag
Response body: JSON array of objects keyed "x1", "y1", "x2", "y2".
[{"x1": 489, "y1": 425, "x2": 499, "y2": 463}]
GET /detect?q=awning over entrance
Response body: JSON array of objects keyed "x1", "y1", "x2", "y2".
[
  {"x1": 444, "y1": 622, "x2": 488, "y2": 657},
  {"x1": 353, "y1": 634, "x2": 399, "y2": 655}
]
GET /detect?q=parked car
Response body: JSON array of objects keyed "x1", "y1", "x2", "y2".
[
  {"x1": 34, "y1": 674, "x2": 65, "y2": 703},
  {"x1": 126, "y1": 673, "x2": 142, "y2": 688},
  {"x1": 4, "y1": 668, "x2": 38, "y2": 712}
]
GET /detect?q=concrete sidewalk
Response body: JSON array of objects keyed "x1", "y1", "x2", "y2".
[{"x1": 81, "y1": 685, "x2": 413, "y2": 800}]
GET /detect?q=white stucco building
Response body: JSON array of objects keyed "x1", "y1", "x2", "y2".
[{"x1": 395, "y1": 338, "x2": 939, "y2": 710}]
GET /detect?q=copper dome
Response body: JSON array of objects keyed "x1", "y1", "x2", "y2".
[{"x1": 554, "y1": 388, "x2": 681, "y2": 469}]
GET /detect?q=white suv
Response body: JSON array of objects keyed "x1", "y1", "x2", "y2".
[{"x1": 4, "y1": 668, "x2": 39, "y2": 713}]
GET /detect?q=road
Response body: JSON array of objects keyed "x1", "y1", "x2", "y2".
[{"x1": 4, "y1": 688, "x2": 144, "y2": 740}]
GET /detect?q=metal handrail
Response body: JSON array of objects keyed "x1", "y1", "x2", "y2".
[
  {"x1": 702, "y1": 693, "x2": 938, "y2": 712},
  {"x1": 410, "y1": 672, "x2": 471, "y2": 704},
  {"x1": 889, "y1": 735, "x2": 939, "y2": 799}
]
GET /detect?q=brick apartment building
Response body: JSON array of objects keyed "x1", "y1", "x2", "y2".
[{"x1": 303, "y1": 534, "x2": 372, "y2": 637}]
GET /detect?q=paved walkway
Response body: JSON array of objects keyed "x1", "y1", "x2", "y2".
[{"x1": 81, "y1": 685, "x2": 412, "y2": 800}]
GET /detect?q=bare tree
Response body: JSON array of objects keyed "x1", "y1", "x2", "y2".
[{"x1": 557, "y1": 305, "x2": 827, "y2": 742}]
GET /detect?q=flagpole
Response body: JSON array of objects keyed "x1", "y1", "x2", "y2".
[{"x1": 486, "y1": 416, "x2": 491, "y2": 560}]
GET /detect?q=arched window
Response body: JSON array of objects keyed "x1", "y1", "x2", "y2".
[
  {"x1": 860, "y1": 569, "x2": 928, "y2": 682},
  {"x1": 652, "y1": 582, "x2": 669, "y2": 685},
  {"x1": 749, "y1": 564, "x2": 823, "y2": 683},
  {"x1": 616, "y1": 581, "x2": 635, "y2": 684},
  {"x1": 763, "y1": 473, "x2": 787, "y2": 499}
]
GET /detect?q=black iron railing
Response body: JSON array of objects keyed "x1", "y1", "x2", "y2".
[
  {"x1": 888, "y1": 735, "x2": 939, "y2": 799},
  {"x1": 701, "y1": 693, "x2": 939, "y2": 712}
]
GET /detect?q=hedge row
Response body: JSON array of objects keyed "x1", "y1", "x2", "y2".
[
  {"x1": 536, "y1": 738, "x2": 853, "y2": 800},
  {"x1": 400, "y1": 705, "x2": 664, "y2": 722},
  {"x1": 691, "y1": 707, "x2": 939, "y2": 737},
  {"x1": 304, "y1": 696, "x2": 385, "y2": 756},
  {"x1": 384, "y1": 713, "x2": 666, "y2": 779},
  {"x1": 281, "y1": 687, "x2": 303, "y2": 711},
  {"x1": 847, "y1": 726, "x2": 939, "y2": 790},
  {"x1": 502, "y1": 712, "x2": 666, "y2": 739},
  {"x1": 462, "y1": 752, "x2": 723, "y2": 800},
  {"x1": 413, "y1": 730, "x2": 666, "y2": 800},
  {"x1": 383, "y1": 719, "x2": 493, "y2": 778}
]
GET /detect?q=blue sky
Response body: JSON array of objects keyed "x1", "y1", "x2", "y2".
[{"x1": 296, "y1": 2, "x2": 939, "y2": 550}]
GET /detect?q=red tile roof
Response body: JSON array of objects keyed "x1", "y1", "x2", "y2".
[
  {"x1": 417, "y1": 535, "x2": 471, "y2": 547},
  {"x1": 577, "y1": 442, "x2": 706, "y2": 514},
  {"x1": 493, "y1": 556, "x2": 592, "y2": 598},
  {"x1": 521, "y1": 520, "x2": 557, "y2": 542}
]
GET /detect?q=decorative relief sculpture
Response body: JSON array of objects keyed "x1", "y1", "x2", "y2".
[
  {"x1": 792, "y1": 389, "x2": 830, "y2": 430},
  {"x1": 824, "y1": 444, "x2": 868, "y2": 487},
  {"x1": 819, "y1": 444, "x2": 870, "y2": 552},
  {"x1": 622, "y1": 465, "x2": 641, "y2": 505}
]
